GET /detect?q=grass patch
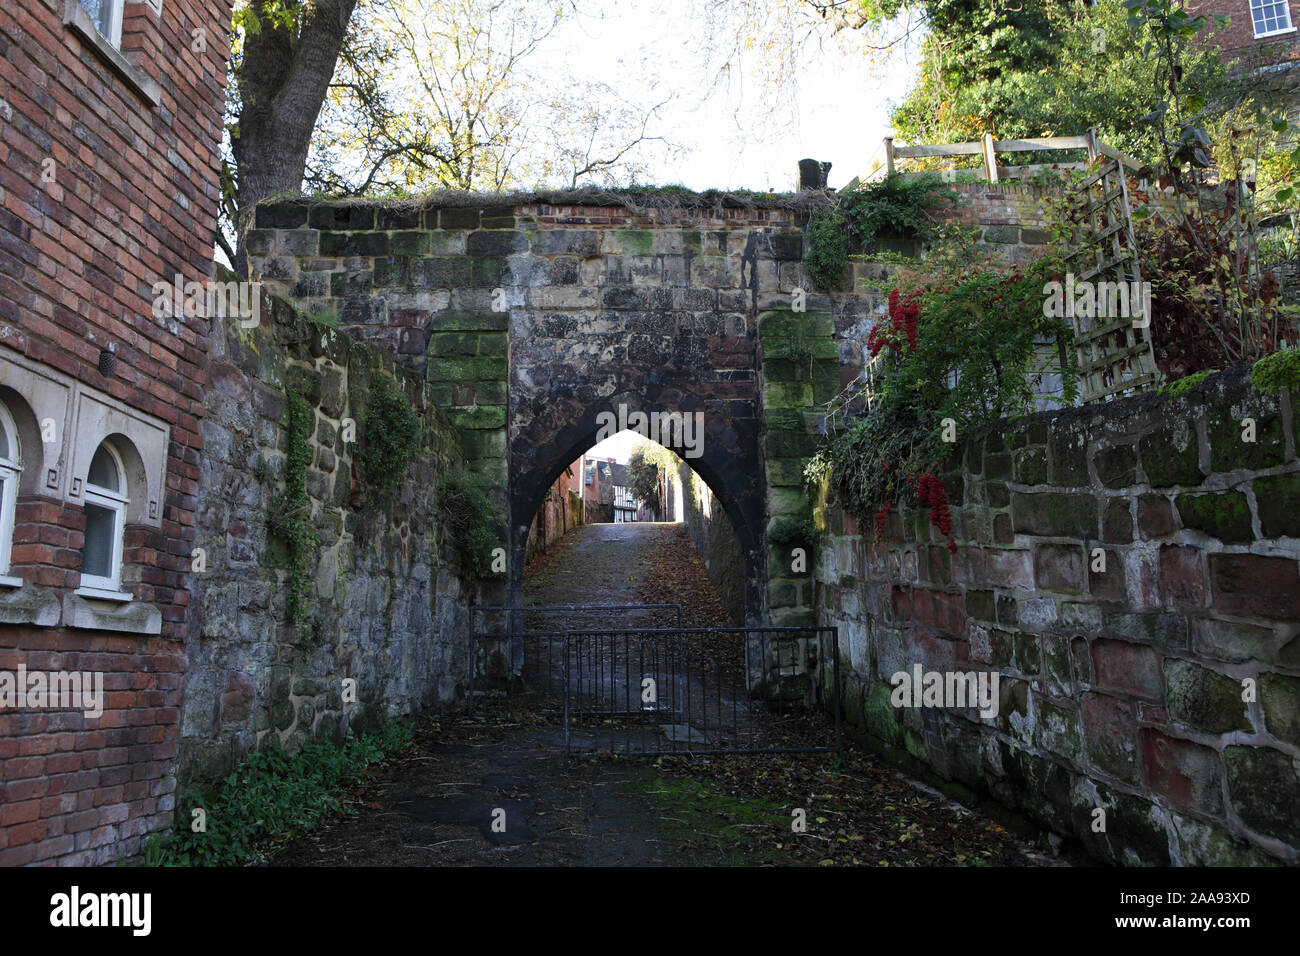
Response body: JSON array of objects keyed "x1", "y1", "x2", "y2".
[
  {"x1": 141, "y1": 721, "x2": 414, "y2": 866},
  {"x1": 625, "y1": 774, "x2": 789, "y2": 865}
]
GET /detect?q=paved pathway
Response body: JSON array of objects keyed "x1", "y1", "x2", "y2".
[{"x1": 271, "y1": 522, "x2": 1053, "y2": 867}]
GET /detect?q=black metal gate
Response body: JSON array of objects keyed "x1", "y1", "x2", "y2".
[{"x1": 469, "y1": 605, "x2": 841, "y2": 756}]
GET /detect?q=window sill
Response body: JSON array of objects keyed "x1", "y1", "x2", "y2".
[
  {"x1": 63, "y1": 592, "x2": 161, "y2": 635},
  {"x1": 75, "y1": 585, "x2": 134, "y2": 603},
  {"x1": 1253, "y1": 26, "x2": 1297, "y2": 39},
  {"x1": 62, "y1": 2, "x2": 161, "y2": 108},
  {"x1": 0, "y1": 585, "x2": 61, "y2": 627},
  {"x1": 0, "y1": 574, "x2": 24, "y2": 589}
]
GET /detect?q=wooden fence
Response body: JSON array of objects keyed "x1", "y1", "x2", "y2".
[{"x1": 858, "y1": 127, "x2": 1143, "y2": 185}]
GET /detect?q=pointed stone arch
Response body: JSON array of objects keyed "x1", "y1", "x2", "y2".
[{"x1": 509, "y1": 392, "x2": 768, "y2": 625}]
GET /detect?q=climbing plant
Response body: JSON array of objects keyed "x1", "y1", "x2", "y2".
[
  {"x1": 803, "y1": 174, "x2": 956, "y2": 291},
  {"x1": 628, "y1": 443, "x2": 679, "y2": 517},
  {"x1": 435, "y1": 472, "x2": 505, "y2": 579},
  {"x1": 810, "y1": 243, "x2": 1076, "y2": 550},
  {"x1": 266, "y1": 388, "x2": 317, "y2": 635},
  {"x1": 360, "y1": 376, "x2": 422, "y2": 492}
]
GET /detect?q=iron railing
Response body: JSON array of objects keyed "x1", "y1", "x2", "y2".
[{"x1": 469, "y1": 608, "x2": 841, "y2": 756}]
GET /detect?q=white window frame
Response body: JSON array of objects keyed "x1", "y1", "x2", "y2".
[
  {"x1": 1250, "y1": 0, "x2": 1296, "y2": 38},
  {"x1": 78, "y1": 441, "x2": 129, "y2": 600},
  {"x1": 0, "y1": 401, "x2": 21, "y2": 587},
  {"x1": 82, "y1": 0, "x2": 124, "y2": 47}
]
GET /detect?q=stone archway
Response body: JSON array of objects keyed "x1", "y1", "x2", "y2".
[{"x1": 509, "y1": 392, "x2": 768, "y2": 627}]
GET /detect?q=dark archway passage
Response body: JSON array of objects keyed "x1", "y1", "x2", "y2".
[{"x1": 509, "y1": 394, "x2": 768, "y2": 628}]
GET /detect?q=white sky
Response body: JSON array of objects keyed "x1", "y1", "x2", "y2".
[
  {"x1": 534, "y1": 1, "x2": 924, "y2": 191},
  {"x1": 584, "y1": 429, "x2": 648, "y2": 464}
]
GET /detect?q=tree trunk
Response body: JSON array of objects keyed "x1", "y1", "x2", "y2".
[{"x1": 231, "y1": 0, "x2": 358, "y2": 274}]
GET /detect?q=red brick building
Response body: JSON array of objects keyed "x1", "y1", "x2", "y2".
[
  {"x1": 1191, "y1": 0, "x2": 1299, "y2": 66},
  {"x1": 0, "y1": 0, "x2": 231, "y2": 864}
]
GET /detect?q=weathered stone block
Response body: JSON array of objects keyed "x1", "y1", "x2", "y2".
[
  {"x1": 1208, "y1": 405, "x2": 1284, "y2": 473},
  {"x1": 1165, "y1": 658, "x2": 1252, "y2": 734},
  {"x1": 319, "y1": 231, "x2": 389, "y2": 258},
  {"x1": 1011, "y1": 491, "x2": 1098, "y2": 538},
  {"x1": 1082, "y1": 693, "x2": 1138, "y2": 783},
  {"x1": 1091, "y1": 639, "x2": 1162, "y2": 701},
  {"x1": 1140, "y1": 729, "x2": 1224, "y2": 815},
  {"x1": 1139, "y1": 420, "x2": 1203, "y2": 488},
  {"x1": 1176, "y1": 491, "x2": 1253, "y2": 543},
  {"x1": 1253, "y1": 471, "x2": 1300, "y2": 539},
  {"x1": 1102, "y1": 497, "x2": 1133, "y2": 544},
  {"x1": 439, "y1": 207, "x2": 481, "y2": 229},
  {"x1": 1158, "y1": 545, "x2": 1207, "y2": 609},
  {"x1": 1014, "y1": 446, "x2": 1049, "y2": 485},
  {"x1": 1261, "y1": 672, "x2": 1300, "y2": 747},
  {"x1": 428, "y1": 309, "x2": 508, "y2": 332},
  {"x1": 1094, "y1": 442, "x2": 1137, "y2": 488},
  {"x1": 1034, "y1": 543, "x2": 1085, "y2": 593},
  {"x1": 1191, "y1": 617, "x2": 1280, "y2": 663},
  {"x1": 1209, "y1": 553, "x2": 1300, "y2": 621},
  {"x1": 1225, "y1": 746, "x2": 1300, "y2": 845}
]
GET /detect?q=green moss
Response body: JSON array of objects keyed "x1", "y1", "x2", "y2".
[
  {"x1": 863, "y1": 683, "x2": 903, "y2": 746},
  {"x1": 624, "y1": 775, "x2": 788, "y2": 866},
  {"x1": 1176, "y1": 492, "x2": 1253, "y2": 543},
  {"x1": 1159, "y1": 368, "x2": 1215, "y2": 398},
  {"x1": 1251, "y1": 348, "x2": 1300, "y2": 393},
  {"x1": 903, "y1": 730, "x2": 928, "y2": 760},
  {"x1": 767, "y1": 510, "x2": 820, "y2": 551},
  {"x1": 616, "y1": 228, "x2": 654, "y2": 255}
]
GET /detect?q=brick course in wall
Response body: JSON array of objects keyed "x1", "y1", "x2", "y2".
[{"x1": 0, "y1": 0, "x2": 231, "y2": 865}]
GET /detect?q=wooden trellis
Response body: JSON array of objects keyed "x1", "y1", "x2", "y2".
[
  {"x1": 860, "y1": 127, "x2": 1164, "y2": 404},
  {"x1": 1064, "y1": 130, "x2": 1161, "y2": 403}
]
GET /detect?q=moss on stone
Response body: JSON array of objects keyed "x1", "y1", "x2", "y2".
[
  {"x1": 1175, "y1": 491, "x2": 1253, "y2": 543},
  {"x1": 1254, "y1": 472, "x2": 1300, "y2": 539},
  {"x1": 863, "y1": 683, "x2": 902, "y2": 746},
  {"x1": 1159, "y1": 368, "x2": 1216, "y2": 398},
  {"x1": 1250, "y1": 348, "x2": 1300, "y2": 393}
]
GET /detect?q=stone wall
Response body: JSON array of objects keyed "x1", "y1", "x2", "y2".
[
  {"x1": 815, "y1": 367, "x2": 1300, "y2": 865},
  {"x1": 246, "y1": 194, "x2": 805, "y2": 624},
  {"x1": 675, "y1": 461, "x2": 745, "y2": 626},
  {"x1": 525, "y1": 465, "x2": 581, "y2": 564},
  {"x1": 183, "y1": 281, "x2": 475, "y2": 787}
]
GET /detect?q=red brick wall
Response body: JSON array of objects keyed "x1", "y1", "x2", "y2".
[
  {"x1": 0, "y1": 0, "x2": 231, "y2": 865},
  {"x1": 1190, "y1": 0, "x2": 1300, "y2": 61}
]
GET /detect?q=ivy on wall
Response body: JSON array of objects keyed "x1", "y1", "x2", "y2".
[
  {"x1": 803, "y1": 174, "x2": 956, "y2": 291},
  {"x1": 435, "y1": 472, "x2": 505, "y2": 579},
  {"x1": 810, "y1": 237, "x2": 1077, "y2": 549},
  {"x1": 266, "y1": 388, "x2": 318, "y2": 636},
  {"x1": 360, "y1": 377, "x2": 422, "y2": 491}
]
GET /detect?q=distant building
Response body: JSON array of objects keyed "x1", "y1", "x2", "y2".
[
  {"x1": 582, "y1": 456, "x2": 615, "y2": 522},
  {"x1": 609, "y1": 463, "x2": 637, "y2": 522},
  {"x1": 1191, "y1": 1, "x2": 1300, "y2": 76}
]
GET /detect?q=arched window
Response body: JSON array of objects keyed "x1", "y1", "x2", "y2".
[
  {"x1": 0, "y1": 399, "x2": 20, "y2": 580},
  {"x1": 80, "y1": 440, "x2": 128, "y2": 595}
]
